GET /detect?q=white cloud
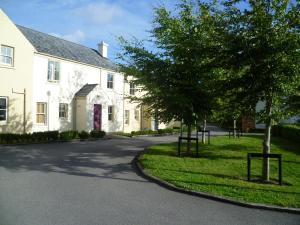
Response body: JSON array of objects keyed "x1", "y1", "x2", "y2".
[
  {"x1": 50, "y1": 30, "x2": 85, "y2": 43},
  {"x1": 73, "y1": 2, "x2": 124, "y2": 25}
]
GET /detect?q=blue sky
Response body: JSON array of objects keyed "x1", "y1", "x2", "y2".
[{"x1": 1, "y1": 0, "x2": 179, "y2": 60}]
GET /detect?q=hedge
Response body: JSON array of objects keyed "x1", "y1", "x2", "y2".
[
  {"x1": 60, "y1": 130, "x2": 78, "y2": 140},
  {"x1": 272, "y1": 124, "x2": 300, "y2": 143},
  {"x1": 90, "y1": 130, "x2": 106, "y2": 138},
  {"x1": 131, "y1": 128, "x2": 175, "y2": 136},
  {"x1": 78, "y1": 130, "x2": 89, "y2": 139},
  {"x1": 0, "y1": 129, "x2": 106, "y2": 144}
]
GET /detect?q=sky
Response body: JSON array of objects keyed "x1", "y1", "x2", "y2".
[{"x1": 0, "y1": 0, "x2": 179, "y2": 60}]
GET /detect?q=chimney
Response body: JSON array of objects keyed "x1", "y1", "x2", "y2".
[{"x1": 98, "y1": 41, "x2": 109, "y2": 58}]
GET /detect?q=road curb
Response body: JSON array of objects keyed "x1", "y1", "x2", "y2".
[{"x1": 133, "y1": 149, "x2": 300, "y2": 215}]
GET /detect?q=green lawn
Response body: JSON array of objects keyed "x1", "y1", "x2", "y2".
[{"x1": 140, "y1": 135, "x2": 300, "y2": 208}]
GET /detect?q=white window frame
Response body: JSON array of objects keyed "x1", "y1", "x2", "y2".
[
  {"x1": 0, "y1": 97, "x2": 8, "y2": 124},
  {"x1": 59, "y1": 103, "x2": 68, "y2": 119},
  {"x1": 107, "y1": 73, "x2": 114, "y2": 89},
  {"x1": 48, "y1": 60, "x2": 60, "y2": 81},
  {"x1": 130, "y1": 82, "x2": 135, "y2": 95},
  {"x1": 108, "y1": 105, "x2": 114, "y2": 121},
  {"x1": 125, "y1": 110, "x2": 130, "y2": 125},
  {"x1": 36, "y1": 102, "x2": 47, "y2": 124},
  {"x1": 0, "y1": 45, "x2": 14, "y2": 67}
]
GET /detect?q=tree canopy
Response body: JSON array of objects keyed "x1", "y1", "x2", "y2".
[
  {"x1": 118, "y1": 1, "x2": 221, "y2": 128},
  {"x1": 118, "y1": 0, "x2": 300, "y2": 178}
]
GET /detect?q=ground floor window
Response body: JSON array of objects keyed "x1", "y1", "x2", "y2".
[
  {"x1": 0, "y1": 97, "x2": 8, "y2": 122},
  {"x1": 108, "y1": 105, "x2": 113, "y2": 121},
  {"x1": 125, "y1": 110, "x2": 130, "y2": 125},
  {"x1": 59, "y1": 103, "x2": 68, "y2": 119},
  {"x1": 134, "y1": 109, "x2": 140, "y2": 121},
  {"x1": 36, "y1": 102, "x2": 47, "y2": 124}
]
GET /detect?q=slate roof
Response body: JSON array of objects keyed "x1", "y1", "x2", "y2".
[
  {"x1": 75, "y1": 84, "x2": 98, "y2": 97},
  {"x1": 17, "y1": 25, "x2": 118, "y2": 71}
]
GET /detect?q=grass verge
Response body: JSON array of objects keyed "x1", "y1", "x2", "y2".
[{"x1": 139, "y1": 135, "x2": 300, "y2": 208}]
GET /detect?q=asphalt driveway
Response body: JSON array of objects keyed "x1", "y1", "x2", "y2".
[{"x1": 0, "y1": 135, "x2": 299, "y2": 225}]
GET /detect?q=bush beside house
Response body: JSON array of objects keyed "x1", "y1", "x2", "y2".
[{"x1": 0, "y1": 130, "x2": 106, "y2": 144}]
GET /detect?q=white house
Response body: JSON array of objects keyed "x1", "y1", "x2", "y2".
[
  {"x1": 0, "y1": 9, "x2": 173, "y2": 134},
  {"x1": 0, "y1": 9, "x2": 131, "y2": 133}
]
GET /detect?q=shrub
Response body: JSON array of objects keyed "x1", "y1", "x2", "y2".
[
  {"x1": 60, "y1": 130, "x2": 78, "y2": 140},
  {"x1": 248, "y1": 128, "x2": 265, "y2": 133},
  {"x1": 0, "y1": 133, "x2": 17, "y2": 144},
  {"x1": 47, "y1": 131, "x2": 59, "y2": 141},
  {"x1": 131, "y1": 128, "x2": 174, "y2": 136},
  {"x1": 32, "y1": 132, "x2": 48, "y2": 141},
  {"x1": 272, "y1": 124, "x2": 300, "y2": 142},
  {"x1": 280, "y1": 124, "x2": 300, "y2": 143},
  {"x1": 90, "y1": 130, "x2": 106, "y2": 138},
  {"x1": 113, "y1": 132, "x2": 133, "y2": 137},
  {"x1": 157, "y1": 128, "x2": 173, "y2": 134},
  {"x1": 78, "y1": 130, "x2": 89, "y2": 139},
  {"x1": 0, "y1": 131, "x2": 58, "y2": 144}
]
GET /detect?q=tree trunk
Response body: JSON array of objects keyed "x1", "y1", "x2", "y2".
[
  {"x1": 187, "y1": 124, "x2": 192, "y2": 154},
  {"x1": 262, "y1": 97, "x2": 272, "y2": 182},
  {"x1": 233, "y1": 119, "x2": 237, "y2": 138},
  {"x1": 202, "y1": 119, "x2": 207, "y2": 144}
]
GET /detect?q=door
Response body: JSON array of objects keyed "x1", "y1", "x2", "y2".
[{"x1": 93, "y1": 104, "x2": 102, "y2": 130}]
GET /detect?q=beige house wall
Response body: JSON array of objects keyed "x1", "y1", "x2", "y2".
[
  {"x1": 123, "y1": 76, "x2": 143, "y2": 133},
  {"x1": 0, "y1": 9, "x2": 35, "y2": 133},
  {"x1": 75, "y1": 98, "x2": 87, "y2": 131}
]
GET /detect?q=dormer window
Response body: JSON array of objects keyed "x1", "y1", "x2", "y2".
[
  {"x1": 48, "y1": 60, "x2": 60, "y2": 81},
  {"x1": 0, "y1": 45, "x2": 14, "y2": 66}
]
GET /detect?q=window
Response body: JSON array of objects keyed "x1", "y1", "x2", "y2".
[
  {"x1": 108, "y1": 105, "x2": 113, "y2": 121},
  {"x1": 59, "y1": 103, "x2": 68, "y2": 119},
  {"x1": 134, "y1": 109, "x2": 140, "y2": 121},
  {"x1": 0, "y1": 97, "x2": 8, "y2": 122},
  {"x1": 48, "y1": 60, "x2": 60, "y2": 81},
  {"x1": 36, "y1": 102, "x2": 47, "y2": 124},
  {"x1": 0, "y1": 45, "x2": 14, "y2": 66},
  {"x1": 125, "y1": 110, "x2": 130, "y2": 125},
  {"x1": 130, "y1": 82, "x2": 135, "y2": 95},
  {"x1": 107, "y1": 73, "x2": 113, "y2": 89}
]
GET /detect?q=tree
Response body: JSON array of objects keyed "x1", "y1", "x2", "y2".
[
  {"x1": 118, "y1": 0, "x2": 220, "y2": 153},
  {"x1": 220, "y1": 0, "x2": 300, "y2": 181}
]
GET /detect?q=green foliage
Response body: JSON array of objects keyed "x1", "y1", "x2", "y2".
[
  {"x1": 141, "y1": 136, "x2": 300, "y2": 207},
  {"x1": 248, "y1": 128, "x2": 265, "y2": 133},
  {"x1": 220, "y1": 0, "x2": 300, "y2": 123},
  {"x1": 157, "y1": 128, "x2": 174, "y2": 134},
  {"x1": 131, "y1": 130, "x2": 157, "y2": 136},
  {"x1": 78, "y1": 130, "x2": 89, "y2": 139},
  {"x1": 0, "y1": 130, "x2": 104, "y2": 144},
  {"x1": 112, "y1": 132, "x2": 133, "y2": 138},
  {"x1": 131, "y1": 128, "x2": 175, "y2": 136},
  {"x1": 272, "y1": 124, "x2": 300, "y2": 143},
  {"x1": 59, "y1": 130, "x2": 78, "y2": 140},
  {"x1": 0, "y1": 131, "x2": 59, "y2": 144},
  {"x1": 118, "y1": 0, "x2": 221, "y2": 127},
  {"x1": 90, "y1": 130, "x2": 106, "y2": 138}
]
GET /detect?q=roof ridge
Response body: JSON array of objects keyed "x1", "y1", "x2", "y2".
[
  {"x1": 16, "y1": 24, "x2": 118, "y2": 71},
  {"x1": 16, "y1": 24, "x2": 104, "y2": 58}
]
